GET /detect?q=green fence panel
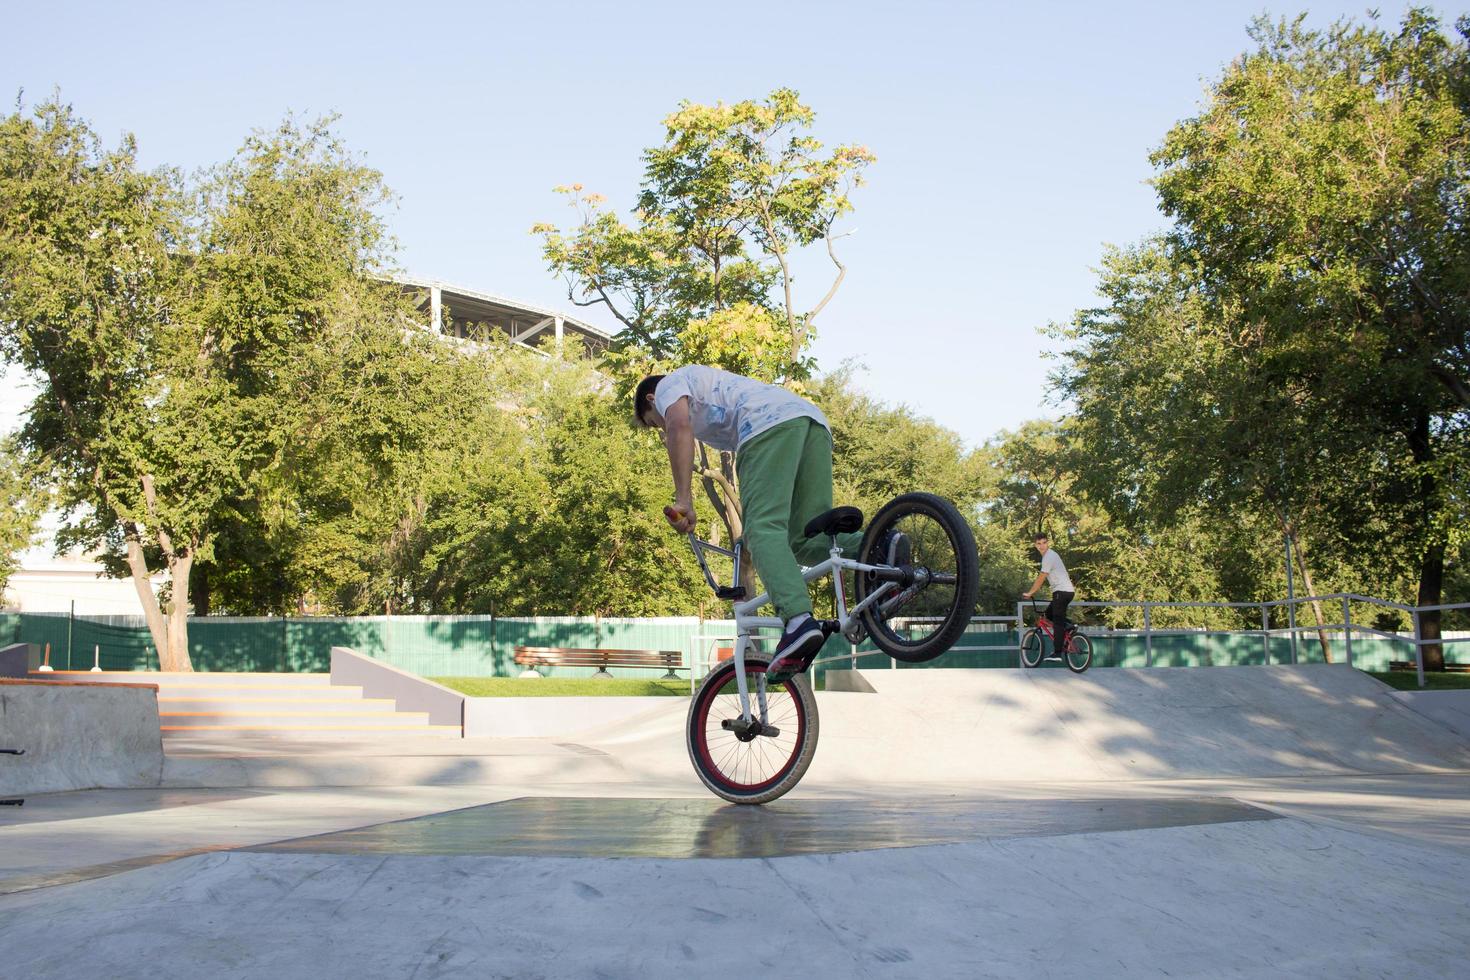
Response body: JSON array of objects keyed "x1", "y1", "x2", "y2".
[{"x1": 3, "y1": 610, "x2": 1460, "y2": 677}]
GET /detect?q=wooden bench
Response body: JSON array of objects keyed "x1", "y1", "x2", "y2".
[
  {"x1": 513, "y1": 646, "x2": 685, "y2": 679},
  {"x1": 1388, "y1": 660, "x2": 1470, "y2": 673}
]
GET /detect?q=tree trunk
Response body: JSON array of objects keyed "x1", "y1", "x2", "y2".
[
  {"x1": 1418, "y1": 538, "x2": 1446, "y2": 672},
  {"x1": 190, "y1": 563, "x2": 211, "y2": 618},
  {"x1": 1287, "y1": 527, "x2": 1332, "y2": 663},
  {"x1": 122, "y1": 525, "x2": 171, "y2": 670},
  {"x1": 166, "y1": 550, "x2": 194, "y2": 673},
  {"x1": 1407, "y1": 412, "x2": 1445, "y2": 671}
]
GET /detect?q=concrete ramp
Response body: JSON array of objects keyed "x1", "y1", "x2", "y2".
[{"x1": 809, "y1": 665, "x2": 1470, "y2": 783}]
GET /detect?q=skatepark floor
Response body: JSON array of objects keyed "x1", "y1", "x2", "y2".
[{"x1": 4, "y1": 665, "x2": 1470, "y2": 978}]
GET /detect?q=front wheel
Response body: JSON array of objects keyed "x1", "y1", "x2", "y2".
[
  {"x1": 1066, "y1": 633, "x2": 1093, "y2": 673},
  {"x1": 855, "y1": 493, "x2": 980, "y2": 663},
  {"x1": 687, "y1": 653, "x2": 819, "y2": 804},
  {"x1": 1020, "y1": 628, "x2": 1044, "y2": 668}
]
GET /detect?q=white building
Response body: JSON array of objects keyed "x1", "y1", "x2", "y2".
[{"x1": 3, "y1": 542, "x2": 163, "y2": 614}]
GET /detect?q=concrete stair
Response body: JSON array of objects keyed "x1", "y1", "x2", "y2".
[{"x1": 37, "y1": 671, "x2": 462, "y2": 738}]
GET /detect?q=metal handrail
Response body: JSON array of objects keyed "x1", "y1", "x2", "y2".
[{"x1": 702, "y1": 591, "x2": 1464, "y2": 689}]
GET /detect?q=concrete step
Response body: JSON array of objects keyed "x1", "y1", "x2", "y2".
[
  {"x1": 150, "y1": 686, "x2": 369, "y2": 700},
  {"x1": 161, "y1": 719, "x2": 455, "y2": 734},
  {"x1": 157, "y1": 696, "x2": 399, "y2": 713},
  {"x1": 160, "y1": 709, "x2": 430, "y2": 727},
  {"x1": 38, "y1": 671, "x2": 334, "y2": 687}
]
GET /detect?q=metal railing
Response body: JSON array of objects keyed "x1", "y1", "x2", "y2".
[
  {"x1": 796, "y1": 592, "x2": 1467, "y2": 689},
  {"x1": 1068, "y1": 593, "x2": 1470, "y2": 688},
  {"x1": 682, "y1": 590, "x2": 1464, "y2": 690}
]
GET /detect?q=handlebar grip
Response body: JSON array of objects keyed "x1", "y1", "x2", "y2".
[{"x1": 664, "y1": 505, "x2": 679, "y2": 521}]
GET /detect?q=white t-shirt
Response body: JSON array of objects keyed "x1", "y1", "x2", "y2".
[
  {"x1": 653, "y1": 365, "x2": 828, "y2": 452},
  {"x1": 1041, "y1": 549, "x2": 1075, "y2": 593}
]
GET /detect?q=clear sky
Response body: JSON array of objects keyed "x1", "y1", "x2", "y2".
[{"x1": 1, "y1": 0, "x2": 1441, "y2": 447}]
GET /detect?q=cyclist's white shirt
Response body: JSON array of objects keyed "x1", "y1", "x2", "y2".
[
  {"x1": 654, "y1": 365, "x2": 828, "y2": 452},
  {"x1": 1041, "y1": 550, "x2": 1075, "y2": 593}
]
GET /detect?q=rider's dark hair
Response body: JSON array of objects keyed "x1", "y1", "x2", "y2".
[
  {"x1": 1033, "y1": 532, "x2": 1049, "y2": 543},
  {"x1": 633, "y1": 374, "x2": 665, "y2": 426}
]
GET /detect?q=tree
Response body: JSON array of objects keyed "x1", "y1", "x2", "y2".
[
  {"x1": 0, "y1": 100, "x2": 413, "y2": 667},
  {"x1": 1145, "y1": 10, "x2": 1470, "y2": 666},
  {"x1": 534, "y1": 90, "x2": 873, "y2": 558},
  {"x1": 537, "y1": 89, "x2": 873, "y2": 375}
]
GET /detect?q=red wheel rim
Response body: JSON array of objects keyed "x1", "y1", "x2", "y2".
[{"x1": 693, "y1": 663, "x2": 806, "y2": 793}]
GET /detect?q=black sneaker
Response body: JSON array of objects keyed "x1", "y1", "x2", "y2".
[{"x1": 766, "y1": 617, "x2": 826, "y2": 680}]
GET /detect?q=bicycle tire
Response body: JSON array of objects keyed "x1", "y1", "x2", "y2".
[
  {"x1": 855, "y1": 493, "x2": 980, "y2": 663},
  {"x1": 686, "y1": 652, "x2": 819, "y2": 805},
  {"x1": 1066, "y1": 633, "x2": 1093, "y2": 673},
  {"x1": 1020, "y1": 628, "x2": 1044, "y2": 668}
]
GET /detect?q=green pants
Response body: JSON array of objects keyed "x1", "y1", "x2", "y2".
[{"x1": 735, "y1": 417, "x2": 864, "y2": 621}]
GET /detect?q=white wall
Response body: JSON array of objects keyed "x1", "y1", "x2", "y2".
[{"x1": 3, "y1": 545, "x2": 162, "y2": 615}]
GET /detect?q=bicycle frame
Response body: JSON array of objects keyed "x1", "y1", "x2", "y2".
[
  {"x1": 1023, "y1": 597, "x2": 1059, "y2": 640},
  {"x1": 686, "y1": 532, "x2": 916, "y2": 726}
]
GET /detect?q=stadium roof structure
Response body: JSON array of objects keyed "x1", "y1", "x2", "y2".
[{"x1": 392, "y1": 276, "x2": 616, "y2": 356}]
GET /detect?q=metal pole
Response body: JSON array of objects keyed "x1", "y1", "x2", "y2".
[
  {"x1": 1261, "y1": 604, "x2": 1270, "y2": 666},
  {"x1": 1285, "y1": 535, "x2": 1299, "y2": 664},
  {"x1": 1143, "y1": 604, "x2": 1153, "y2": 668},
  {"x1": 1341, "y1": 596, "x2": 1353, "y2": 668},
  {"x1": 67, "y1": 600, "x2": 74, "y2": 671},
  {"x1": 1016, "y1": 601, "x2": 1024, "y2": 667},
  {"x1": 1412, "y1": 609, "x2": 1425, "y2": 689}
]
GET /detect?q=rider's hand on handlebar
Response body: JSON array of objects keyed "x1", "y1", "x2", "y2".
[
  {"x1": 663, "y1": 501, "x2": 697, "y2": 534},
  {"x1": 1021, "y1": 591, "x2": 1033, "y2": 600}
]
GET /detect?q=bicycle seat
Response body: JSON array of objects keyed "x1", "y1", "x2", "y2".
[{"x1": 802, "y1": 506, "x2": 864, "y2": 539}]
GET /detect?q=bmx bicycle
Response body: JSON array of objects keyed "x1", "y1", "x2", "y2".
[
  {"x1": 1019, "y1": 596, "x2": 1092, "y2": 673},
  {"x1": 674, "y1": 493, "x2": 979, "y2": 804}
]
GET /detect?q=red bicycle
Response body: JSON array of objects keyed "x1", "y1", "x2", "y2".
[{"x1": 1020, "y1": 596, "x2": 1092, "y2": 673}]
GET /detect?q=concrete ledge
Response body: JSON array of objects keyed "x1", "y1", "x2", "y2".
[
  {"x1": 0, "y1": 679, "x2": 164, "y2": 794},
  {"x1": 464, "y1": 696, "x2": 676, "y2": 738},
  {"x1": 330, "y1": 647, "x2": 464, "y2": 732}
]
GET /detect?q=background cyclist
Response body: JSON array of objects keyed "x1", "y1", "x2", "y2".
[{"x1": 1023, "y1": 532, "x2": 1075, "y2": 652}]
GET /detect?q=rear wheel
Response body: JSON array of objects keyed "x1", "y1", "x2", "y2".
[
  {"x1": 687, "y1": 653, "x2": 819, "y2": 804},
  {"x1": 855, "y1": 493, "x2": 979, "y2": 663},
  {"x1": 1020, "y1": 628, "x2": 1044, "y2": 668},
  {"x1": 1066, "y1": 633, "x2": 1093, "y2": 673}
]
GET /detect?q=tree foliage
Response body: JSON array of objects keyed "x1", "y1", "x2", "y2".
[
  {"x1": 536, "y1": 88, "x2": 873, "y2": 380},
  {"x1": 0, "y1": 100, "x2": 419, "y2": 666},
  {"x1": 1055, "y1": 9, "x2": 1470, "y2": 663}
]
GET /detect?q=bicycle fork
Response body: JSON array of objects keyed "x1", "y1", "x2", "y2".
[{"x1": 727, "y1": 633, "x2": 782, "y2": 737}]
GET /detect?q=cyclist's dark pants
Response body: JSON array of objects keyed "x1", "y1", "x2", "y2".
[{"x1": 1049, "y1": 591, "x2": 1074, "y2": 647}]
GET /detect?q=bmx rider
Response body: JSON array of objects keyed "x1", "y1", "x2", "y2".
[{"x1": 635, "y1": 365, "x2": 905, "y2": 678}]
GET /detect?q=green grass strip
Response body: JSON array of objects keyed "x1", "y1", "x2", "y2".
[
  {"x1": 1365, "y1": 670, "x2": 1470, "y2": 691},
  {"x1": 431, "y1": 676, "x2": 691, "y2": 697}
]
